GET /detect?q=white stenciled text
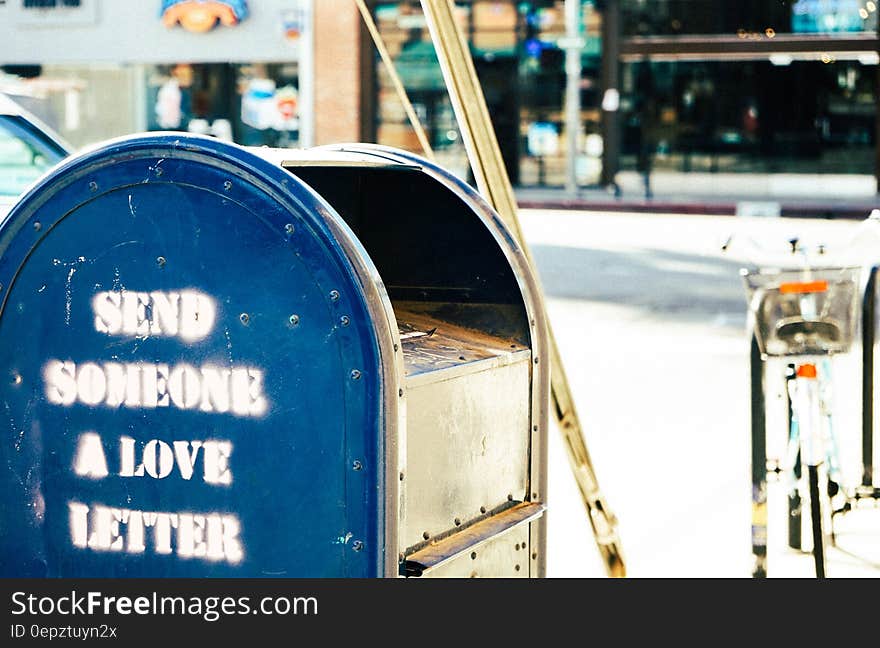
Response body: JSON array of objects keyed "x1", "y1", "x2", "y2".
[
  {"x1": 68, "y1": 502, "x2": 243, "y2": 563},
  {"x1": 92, "y1": 290, "x2": 215, "y2": 341},
  {"x1": 44, "y1": 286, "x2": 262, "y2": 566},
  {"x1": 73, "y1": 433, "x2": 233, "y2": 485},
  {"x1": 44, "y1": 361, "x2": 267, "y2": 417}
]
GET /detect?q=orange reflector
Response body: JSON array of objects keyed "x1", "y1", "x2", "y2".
[
  {"x1": 797, "y1": 364, "x2": 818, "y2": 379},
  {"x1": 779, "y1": 280, "x2": 828, "y2": 294}
]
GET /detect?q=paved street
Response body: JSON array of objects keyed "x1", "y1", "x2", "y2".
[{"x1": 519, "y1": 208, "x2": 880, "y2": 578}]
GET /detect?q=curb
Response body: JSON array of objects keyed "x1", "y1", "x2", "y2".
[{"x1": 516, "y1": 198, "x2": 880, "y2": 220}]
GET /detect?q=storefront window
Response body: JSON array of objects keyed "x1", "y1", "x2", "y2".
[
  {"x1": 792, "y1": 0, "x2": 878, "y2": 33},
  {"x1": 519, "y1": 1, "x2": 603, "y2": 186},
  {"x1": 147, "y1": 62, "x2": 301, "y2": 147},
  {"x1": 373, "y1": 1, "x2": 469, "y2": 179},
  {"x1": 619, "y1": 58, "x2": 876, "y2": 175},
  {"x1": 373, "y1": 1, "x2": 602, "y2": 187},
  {"x1": 622, "y1": 0, "x2": 878, "y2": 38}
]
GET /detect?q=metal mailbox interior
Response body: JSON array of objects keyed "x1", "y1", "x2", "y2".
[{"x1": 0, "y1": 135, "x2": 548, "y2": 578}]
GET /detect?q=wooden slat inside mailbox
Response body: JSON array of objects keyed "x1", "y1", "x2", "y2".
[{"x1": 396, "y1": 306, "x2": 531, "y2": 383}]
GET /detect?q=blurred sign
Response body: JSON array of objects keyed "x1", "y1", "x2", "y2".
[
  {"x1": 527, "y1": 122, "x2": 559, "y2": 157},
  {"x1": 473, "y1": 0, "x2": 517, "y2": 54},
  {"x1": 241, "y1": 78, "x2": 299, "y2": 131},
  {"x1": 791, "y1": 0, "x2": 875, "y2": 33},
  {"x1": 14, "y1": 0, "x2": 97, "y2": 26},
  {"x1": 602, "y1": 88, "x2": 620, "y2": 112},
  {"x1": 155, "y1": 78, "x2": 182, "y2": 129},
  {"x1": 161, "y1": 0, "x2": 249, "y2": 33},
  {"x1": 275, "y1": 86, "x2": 298, "y2": 121},
  {"x1": 736, "y1": 201, "x2": 782, "y2": 218},
  {"x1": 280, "y1": 6, "x2": 306, "y2": 41},
  {"x1": 23, "y1": 0, "x2": 81, "y2": 6},
  {"x1": 585, "y1": 133, "x2": 603, "y2": 158}
]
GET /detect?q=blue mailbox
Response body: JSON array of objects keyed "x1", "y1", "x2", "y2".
[{"x1": 0, "y1": 134, "x2": 549, "y2": 578}]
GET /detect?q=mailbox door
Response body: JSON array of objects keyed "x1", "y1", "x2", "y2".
[
  {"x1": 0, "y1": 135, "x2": 396, "y2": 577},
  {"x1": 292, "y1": 144, "x2": 550, "y2": 577}
]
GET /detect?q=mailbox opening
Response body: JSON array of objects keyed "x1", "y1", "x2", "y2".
[{"x1": 286, "y1": 162, "x2": 530, "y2": 343}]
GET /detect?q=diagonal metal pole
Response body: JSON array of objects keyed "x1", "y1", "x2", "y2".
[
  {"x1": 354, "y1": 0, "x2": 435, "y2": 161},
  {"x1": 418, "y1": 0, "x2": 625, "y2": 577}
]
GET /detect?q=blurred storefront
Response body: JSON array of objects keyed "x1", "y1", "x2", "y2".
[
  {"x1": 3, "y1": 1, "x2": 876, "y2": 190},
  {"x1": 371, "y1": 1, "x2": 604, "y2": 186},
  {"x1": 613, "y1": 0, "x2": 880, "y2": 184},
  {"x1": 371, "y1": 0, "x2": 880, "y2": 190},
  {"x1": 0, "y1": 1, "x2": 311, "y2": 150}
]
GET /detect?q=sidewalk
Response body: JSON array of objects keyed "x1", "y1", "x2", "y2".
[
  {"x1": 522, "y1": 209, "x2": 880, "y2": 578},
  {"x1": 516, "y1": 170, "x2": 880, "y2": 220}
]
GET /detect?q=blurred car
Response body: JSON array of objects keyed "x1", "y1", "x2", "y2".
[{"x1": 0, "y1": 93, "x2": 71, "y2": 217}]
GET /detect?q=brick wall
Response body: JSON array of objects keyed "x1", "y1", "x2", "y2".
[{"x1": 313, "y1": 0, "x2": 374, "y2": 145}]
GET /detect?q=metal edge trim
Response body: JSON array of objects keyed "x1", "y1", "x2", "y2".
[
  {"x1": 403, "y1": 348, "x2": 531, "y2": 388},
  {"x1": 282, "y1": 160, "x2": 421, "y2": 170},
  {"x1": 404, "y1": 502, "x2": 546, "y2": 576},
  {"x1": 302, "y1": 187, "x2": 406, "y2": 579}
]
